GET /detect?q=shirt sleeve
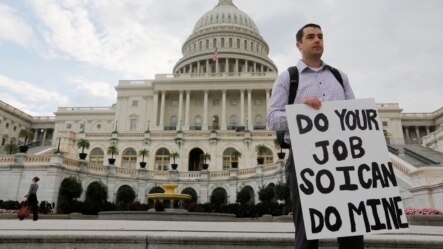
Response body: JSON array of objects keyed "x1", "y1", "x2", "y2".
[
  {"x1": 340, "y1": 71, "x2": 355, "y2": 100},
  {"x1": 267, "y1": 70, "x2": 290, "y2": 131}
]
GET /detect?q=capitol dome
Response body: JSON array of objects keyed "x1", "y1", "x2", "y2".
[{"x1": 173, "y1": 0, "x2": 277, "y2": 75}]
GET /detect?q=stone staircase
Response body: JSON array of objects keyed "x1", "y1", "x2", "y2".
[{"x1": 388, "y1": 144, "x2": 442, "y2": 168}]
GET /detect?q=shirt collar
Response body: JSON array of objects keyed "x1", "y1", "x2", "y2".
[{"x1": 296, "y1": 60, "x2": 327, "y2": 73}]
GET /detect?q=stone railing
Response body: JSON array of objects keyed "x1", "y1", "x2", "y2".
[{"x1": 0, "y1": 153, "x2": 419, "y2": 187}]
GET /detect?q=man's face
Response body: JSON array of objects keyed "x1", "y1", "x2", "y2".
[{"x1": 296, "y1": 27, "x2": 324, "y2": 58}]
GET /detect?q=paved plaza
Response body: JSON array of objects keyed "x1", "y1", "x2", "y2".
[{"x1": 0, "y1": 219, "x2": 442, "y2": 249}]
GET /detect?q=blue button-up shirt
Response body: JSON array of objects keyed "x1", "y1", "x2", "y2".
[{"x1": 267, "y1": 60, "x2": 355, "y2": 143}]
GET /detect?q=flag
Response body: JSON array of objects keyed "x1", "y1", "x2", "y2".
[{"x1": 212, "y1": 48, "x2": 218, "y2": 62}]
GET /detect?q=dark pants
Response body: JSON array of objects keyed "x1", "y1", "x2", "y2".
[
  {"x1": 28, "y1": 194, "x2": 39, "y2": 221},
  {"x1": 285, "y1": 150, "x2": 364, "y2": 249}
]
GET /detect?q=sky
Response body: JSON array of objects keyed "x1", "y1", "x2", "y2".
[{"x1": 0, "y1": 0, "x2": 442, "y2": 116}]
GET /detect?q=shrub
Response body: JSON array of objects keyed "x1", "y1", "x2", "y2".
[
  {"x1": 39, "y1": 201, "x2": 54, "y2": 214},
  {"x1": 210, "y1": 189, "x2": 226, "y2": 205},
  {"x1": 258, "y1": 186, "x2": 274, "y2": 204},
  {"x1": 83, "y1": 181, "x2": 108, "y2": 215},
  {"x1": 236, "y1": 188, "x2": 251, "y2": 204},
  {"x1": 116, "y1": 186, "x2": 136, "y2": 210}
]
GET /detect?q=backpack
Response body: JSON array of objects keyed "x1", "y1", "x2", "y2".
[{"x1": 275, "y1": 65, "x2": 344, "y2": 149}]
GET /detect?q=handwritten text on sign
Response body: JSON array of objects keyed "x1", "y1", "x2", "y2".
[{"x1": 286, "y1": 99, "x2": 408, "y2": 240}]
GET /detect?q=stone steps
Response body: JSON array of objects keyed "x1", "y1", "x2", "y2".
[{"x1": 0, "y1": 220, "x2": 442, "y2": 249}]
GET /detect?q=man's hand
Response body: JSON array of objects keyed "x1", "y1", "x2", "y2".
[{"x1": 302, "y1": 96, "x2": 322, "y2": 109}]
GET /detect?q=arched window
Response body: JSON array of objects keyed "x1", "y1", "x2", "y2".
[
  {"x1": 236, "y1": 39, "x2": 240, "y2": 49},
  {"x1": 221, "y1": 38, "x2": 225, "y2": 48},
  {"x1": 223, "y1": 147, "x2": 238, "y2": 170},
  {"x1": 199, "y1": 40, "x2": 202, "y2": 50},
  {"x1": 244, "y1": 40, "x2": 247, "y2": 50},
  {"x1": 229, "y1": 38, "x2": 233, "y2": 48},
  {"x1": 155, "y1": 148, "x2": 170, "y2": 171},
  {"x1": 206, "y1": 39, "x2": 209, "y2": 49},
  {"x1": 261, "y1": 146, "x2": 274, "y2": 164},
  {"x1": 121, "y1": 148, "x2": 137, "y2": 169},
  {"x1": 213, "y1": 38, "x2": 217, "y2": 48},
  {"x1": 89, "y1": 148, "x2": 104, "y2": 165}
]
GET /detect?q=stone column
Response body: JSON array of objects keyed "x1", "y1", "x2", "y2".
[
  {"x1": 185, "y1": 90, "x2": 191, "y2": 129},
  {"x1": 415, "y1": 127, "x2": 420, "y2": 142},
  {"x1": 159, "y1": 91, "x2": 166, "y2": 128},
  {"x1": 225, "y1": 58, "x2": 229, "y2": 73},
  {"x1": 178, "y1": 91, "x2": 184, "y2": 130},
  {"x1": 240, "y1": 89, "x2": 245, "y2": 126},
  {"x1": 266, "y1": 89, "x2": 270, "y2": 129},
  {"x1": 221, "y1": 90, "x2": 227, "y2": 130},
  {"x1": 206, "y1": 60, "x2": 210, "y2": 74},
  {"x1": 235, "y1": 59, "x2": 239, "y2": 73},
  {"x1": 247, "y1": 89, "x2": 252, "y2": 130},
  {"x1": 216, "y1": 59, "x2": 219, "y2": 74},
  {"x1": 203, "y1": 90, "x2": 209, "y2": 130},
  {"x1": 426, "y1": 126, "x2": 430, "y2": 135},
  {"x1": 152, "y1": 92, "x2": 159, "y2": 128}
]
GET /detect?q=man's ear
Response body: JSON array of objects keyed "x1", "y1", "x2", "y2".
[{"x1": 296, "y1": 42, "x2": 302, "y2": 51}]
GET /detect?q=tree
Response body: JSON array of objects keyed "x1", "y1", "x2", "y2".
[
  {"x1": 273, "y1": 138, "x2": 283, "y2": 154},
  {"x1": 116, "y1": 185, "x2": 136, "y2": 210},
  {"x1": 200, "y1": 153, "x2": 211, "y2": 164},
  {"x1": 59, "y1": 177, "x2": 83, "y2": 201},
  {"x1": 138, "y1": 149, "x2": 149, "y2": 162},
  {"x1": 169, "y1": 152, "x2": 180, "y2": 164},
  {"x1": 255, "y1": 144, "x2": 267, "y2": 157},
  {"x1": 18, "y1": 128, "x2": 34, "y2": 145},
  {"x1": 76, "y1": 139, "x2": 90, "y2": 154},
  {"x1": 107, "y1": 145, "x2": 119, "y2": 159},
  {"x1": 83, "y1": 181, "x2": 109, "y2": 215},
  {"x1": 4, "y1": 142, "x2": 18, "y2": 154},
  {"x1": 210, "y1": 188, "x2": 226, "y2": 205},
  {"x1": 231, "y1": 150, "x2": 242, "y2": 161}
]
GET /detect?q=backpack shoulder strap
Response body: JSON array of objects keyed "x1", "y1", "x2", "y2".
[
  {"x1": 287, "y1": 66, "x2": 299, "y2": 104},
  {"x1": 325, "y1": 65, "x2": 344, "y2": 88}
]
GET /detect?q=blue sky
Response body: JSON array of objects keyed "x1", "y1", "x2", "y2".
[{"x1": 1, "y1": 0, "x2": 442, "y2": 116}]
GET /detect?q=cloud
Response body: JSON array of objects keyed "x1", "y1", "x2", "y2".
[
  {"x1": 0, "y1": 74, "x2": 69, "y2": 115},
  {"x1": 29, "y1": 0, "x2": 184, "y2": 78},
  {"x1": 67, "y1": 76, "x2": 116, "y2": 101},
  {"x1": 0, "y1": 3, "x2": 34, "y2": 48}
]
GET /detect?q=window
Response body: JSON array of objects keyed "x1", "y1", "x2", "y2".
[
  {"x1": 230, "y1": 99, "x2": 237, "y2": 105},
  {"x1": 130, "y1": 119, "x2": 137, "y2": 131},
  {"x1": 195, "y1": 99, "x2": 203, "y2": 106},
  {"x1": 255, "y1": 99, "x2": 263, "y2": 106},
  {"x1": 229, "y1": 115, "x2": 238, "y2": 127},
  {"x1": 13, "y1": 126, "x2": 17, "y2": 131},
  {"x1": 261, "y1": 147, "x2": 274, "y2": 164},
  {"x1": 213, "y1": 38, "x2": 217, "y2": 48},
  {"x1": 122, "y1": 148, "x2": 137, "y2": 169},
  {"x1": 223, "y1": 148, "x2": 238, "y2": 170},
  {"x1": 89, "y1": 148, "x2": 104, "y2": 165},
  {"x1": 66, "y1": 123, "x2": 72, "y2": 129},
  {"x1": 155, "y1": 148, "x2": 170, "y2": 171},
  {"x1": 213, "y1": 99, "x2": 220, "y2": 106},
  {"x1": 255, "y1": 115, "x2": 264, "y2": 126},
  {"x1": 382, "y1": 121, "x2": 388, "y2": 126},
  {"x1": 132, "y1": 100, "x2": 138, "y2": 107},
  {"x1": 6, "y1": 123, "x2": 9, "y2": 128},
  {"x1": 170, "y1": 116, "x2": 177, "y2": 127},
  {"x1": 237, "y1": 39, "x2": 240, "y2": 48},
  {"x1": 229, "y1": 38, "x2": 233, "y2": 48},
  {"x1": 221, "y1": 38, "x2": 225, "y2": 48},
  {"x1": 96, "y1": 124, "x2": 102, "y2": 130},
  {"x1": 171, "y1": 100, "x2": 178, "y2": 107},
  {"x1": 195, "y1": 115, "x2": 202, "y2": 127},
  {"x1": 206, "y1": 39, "x2": 209, "y2": 49}
]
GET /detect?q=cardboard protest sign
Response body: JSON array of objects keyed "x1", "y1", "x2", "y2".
[{"x1": 286, "y1": 98, "x2": 408, "y2": 240}]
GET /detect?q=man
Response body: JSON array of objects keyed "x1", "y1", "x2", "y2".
[{"x1": 266, "y1": 23, "x2": 364, "y2": 249}]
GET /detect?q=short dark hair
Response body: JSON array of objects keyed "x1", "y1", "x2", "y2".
[
  {"x1": 33, "y1": 177, "x2": 40, "y2": 182},
  {"x1": 296, "y1": 23, "x2": 322, "y2": 42}
]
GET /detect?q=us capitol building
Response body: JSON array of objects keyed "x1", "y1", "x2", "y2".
[{"x1": 1, "y1": 0, "x2": 442, "y2": 209}]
